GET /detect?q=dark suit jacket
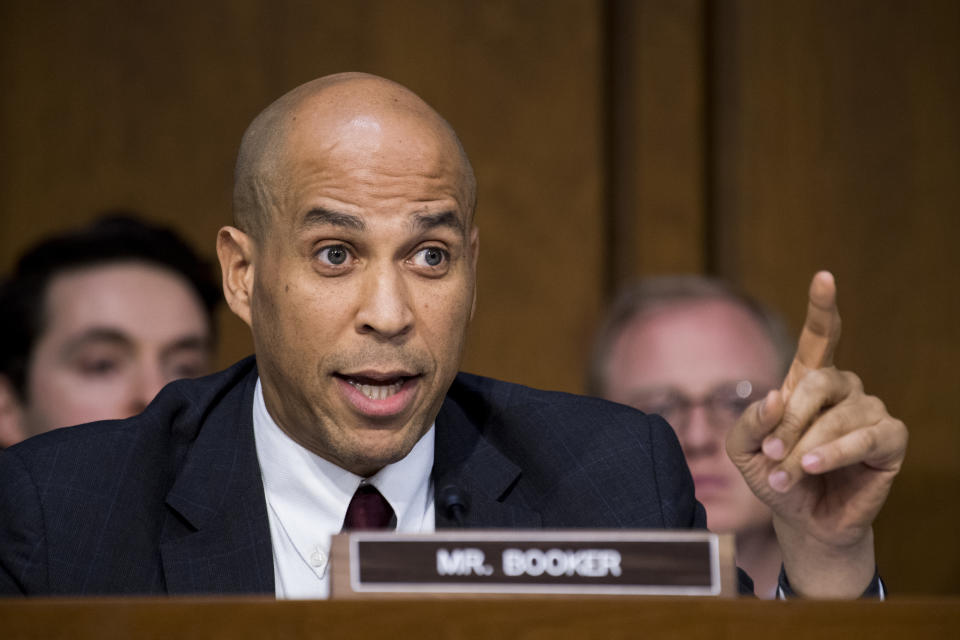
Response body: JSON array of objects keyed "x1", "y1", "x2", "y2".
[{"x1": 0, "y1": 357, "x2": 707, "y2": 596}]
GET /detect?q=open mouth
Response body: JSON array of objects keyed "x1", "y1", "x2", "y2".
[
  {"x1": 334, "y1": 372, "x2": 422, "y2": 419},
  {"x1": 335, "y1": 372, "x2": 420, "y2": 403},
  {"x1": 344, "y1": 376, "x2": 406, "y2": 401}
]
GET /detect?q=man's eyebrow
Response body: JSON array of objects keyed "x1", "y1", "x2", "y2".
[
  {"x1": 60, "y1": 328, "x2": 133, "y2": 358},
  {"x1": 161, "y1": 335, "x2": 214, "y2": 360},
  {"x1": 163, "y1": 335, "x2": 213, "y2": 354},
  {"x1": 302, "y1": 207, "x2": 365, "y2": 231},
  {"x1": 412, "y1": 211, "x2": 464, "y2": 234}
]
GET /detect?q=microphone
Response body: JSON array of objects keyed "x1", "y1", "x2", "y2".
[{"x1": 438, "y1": 484, "x2": 469, "y2": 527}]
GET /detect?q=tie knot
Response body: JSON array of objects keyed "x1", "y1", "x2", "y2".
[{"x1": 342, "y1": 484, "x2": 396, "y2": 531}]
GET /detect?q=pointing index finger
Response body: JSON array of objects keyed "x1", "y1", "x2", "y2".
[{"x1": 782, "y1": 271, "x2": 842, "y2": 397}]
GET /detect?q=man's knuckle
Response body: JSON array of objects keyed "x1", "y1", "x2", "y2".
[
  {"x1": 864, "y1": 395, "x2": 886, "y2": 417},
  {"x1": 843, "y1": 370, "x2": 864, "y2": 392},
  {"x1": 829, "y1": 406, "x2": 853, "y2": 435},
  {"x1": 805, "y1": 369, "x2": 830, "y2": 393},
  {"x1": 889, "y1": 417, "x2": 909, "y2": 446},
  {"x1": 778, "y1": 412, "x2": 805, "y2": 437},
  {"x1": 858, "y1": 427, "x2": 878, "y2": 453}
]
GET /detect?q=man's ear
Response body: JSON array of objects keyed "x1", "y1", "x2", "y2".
[
  {"x1": 468, "y1": 225, "x2": 479, "y2": 322},
  {"x1": 217, "y1": 226, "x2": 256, "y2": 328},
  {"x1": 0, "y1": 375, "x2": 27, "y2": 448}
]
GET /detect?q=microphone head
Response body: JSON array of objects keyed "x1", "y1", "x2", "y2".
[{"x1": 438, "y1": 484, "x2": 469, "y2": 515}]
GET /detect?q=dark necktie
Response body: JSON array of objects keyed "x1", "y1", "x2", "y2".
[{"x1": 342, "y1": 484, "x2": 396, "y2": 530}]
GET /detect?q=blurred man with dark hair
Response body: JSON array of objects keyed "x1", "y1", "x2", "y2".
[
  {"x1": 0, "y1": 214, "x2": 221, "y2": 447},
  {"x1": 589, "y1": 276, "x2": 795, "y2": 596}
]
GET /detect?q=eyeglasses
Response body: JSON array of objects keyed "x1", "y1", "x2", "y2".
[{"x1": 627, "y1": 380, "x2": 768, "y2": 432}]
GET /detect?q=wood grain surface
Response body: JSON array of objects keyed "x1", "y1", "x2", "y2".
[{"x1": 2, "y1": 596, "x2": 959, "y2": 640}]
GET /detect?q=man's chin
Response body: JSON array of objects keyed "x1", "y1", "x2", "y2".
[{"x1": 335, "y1": 430, "x2": 426, "y2": 476}]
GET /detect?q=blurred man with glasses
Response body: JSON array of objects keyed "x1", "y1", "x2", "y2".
[{"x1": 588, "y1": 276, "x2": 793, "y2": 597}]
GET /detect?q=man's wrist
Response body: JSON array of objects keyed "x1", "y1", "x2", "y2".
[
  {"x1": 778, "y1": 565, "x2": 886, "y2": 600},
  {"x1": 774, "y1": 520, "x2": 876, "y2": 598}
]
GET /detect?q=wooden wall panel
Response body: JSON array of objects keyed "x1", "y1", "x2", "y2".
[
  {"x1": 710, "y1": 0, "x2": 960, "y2": 593},
  {"x1": 613, "y1": 0, "x2": 708, "y2": 281},
  {"x1": 0, "y1": 0, "x2": 605, "y2": 393}
]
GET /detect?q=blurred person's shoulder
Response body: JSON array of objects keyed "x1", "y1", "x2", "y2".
[
  {"x1": 439, "y1": 372, "x2": 698, "y2": 529},
  {"x1": 2, "y1": 356, "x2": 258, "y2": 475},
  {"x1": 445, "y1": 371, "x2": 672, "y2": 434},
  {"x1": 442, "y1": 371, "x2": 687, "y2": 474}
]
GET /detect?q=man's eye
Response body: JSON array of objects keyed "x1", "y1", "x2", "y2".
[
  {"x1": 413, "y1": 247, "x2": 448, "y2": 268},
  {"x1": 646, "y1": 401, "x2": 681, "y2": 417},
  {"x1": 78, "y1": 358, "x2": 120, "y2": 376},
  {"x1": 317, "y1": 245, "x2": 350, "y2": 266}
]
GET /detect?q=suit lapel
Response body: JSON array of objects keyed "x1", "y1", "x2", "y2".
[
  {"x1": 159, "y1": 365, "x2": 275, "y2": 594},
  {"x1": 433, "y1": 386, "x2": 542, "y2": 529},
  {"x1": 158, "y1": 364, "x2": 542, "y2": 593}
]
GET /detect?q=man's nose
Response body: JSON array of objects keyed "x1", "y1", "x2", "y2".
[
  {"x1": 129, "y1": 363, "x2": 168, "y2": 416},
  {"x1": 355, "y1": 264, "x2": 414, "y2": 341},
  {"x1": 679, "y1": 405, "x2": 722, "y2": 458}
]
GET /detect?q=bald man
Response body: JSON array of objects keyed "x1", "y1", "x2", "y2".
[{"x1": 0, "y1": 73, "x2": 906, "y2": 599}]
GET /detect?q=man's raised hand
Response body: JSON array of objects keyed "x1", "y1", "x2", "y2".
[{"x1": 726, "y1": 271, "x2": 907, "y2": 597}]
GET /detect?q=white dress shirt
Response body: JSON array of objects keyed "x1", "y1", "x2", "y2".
[{"x1": 252, "y1": 378, "x2": 436, "y2": 599}]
